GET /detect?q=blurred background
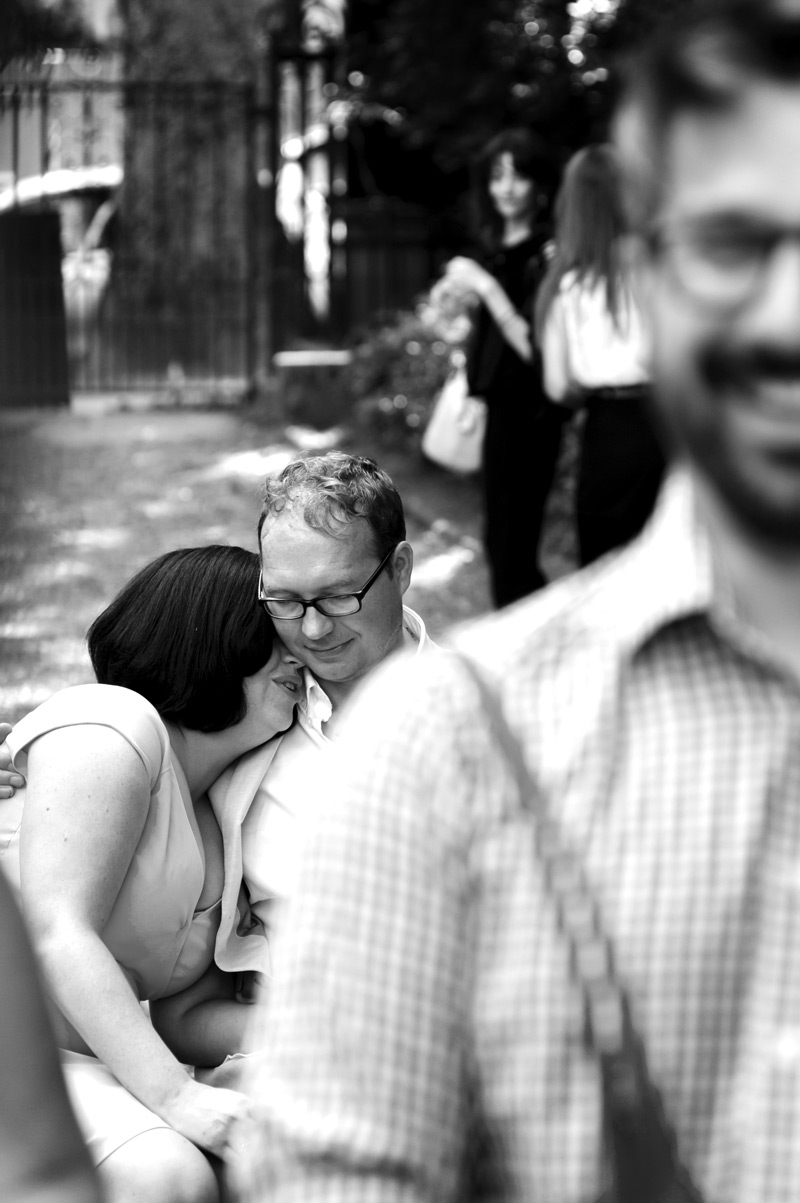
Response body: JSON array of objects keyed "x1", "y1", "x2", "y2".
[
  {"x1": 0, "y1": 0, "x2": 687, "y2": 412},
  {"x1": 0, "y1": 0, "x2": 685, "y2": 722}
]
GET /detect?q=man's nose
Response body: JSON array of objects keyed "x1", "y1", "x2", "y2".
[
  {"x1": 300, "y1": 605, "x2": 334, "y2": 640},
  {"x1": 750, "y1": 237, "x2": 800, "y2": 341}
]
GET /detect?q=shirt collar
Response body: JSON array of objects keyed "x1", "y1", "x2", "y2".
[
  {"x1": 401, "y1": 605, "x2": 433, "y2": 653},
  {"x1": 298, "y1": 606, "x2": 433, "y2": 735}
]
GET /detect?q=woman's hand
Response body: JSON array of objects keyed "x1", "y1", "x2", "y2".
[
  {"x1": 442, "y1": 256, "x2": 495, "y2": 301},
  {"x1": 445, "y1": 257, "x2": 534, "y2": 362},
  {"x1": 0, "y1": 723, "x2": 25, "y2": 799},
  {"x1": 160, "y1": 1079, "x2": 252, "y2": 1160}
]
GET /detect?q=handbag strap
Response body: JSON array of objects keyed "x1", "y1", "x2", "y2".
[{"x1": 456, "y1": 654, "x2": 704, "y2": 1203}]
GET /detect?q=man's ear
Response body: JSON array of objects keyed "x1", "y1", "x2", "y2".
[
  {"x1": 623, "y1": 233, "x2": 656, "y2": 367},
  {"x1": 392, "y1": 541, "x2": 414, "y2": 595},
  {"x1": 623, "y1": 233, "x2": 654, "y2": 309}
]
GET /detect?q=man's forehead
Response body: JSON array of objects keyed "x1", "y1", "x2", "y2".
[
  {"x1": 655, "y1": 81, "x2": 800, "y2": 225},
  {"x1": 260, "y1": 510, "x2": 375, "y2": 585}
]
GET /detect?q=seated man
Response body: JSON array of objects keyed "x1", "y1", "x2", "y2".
[{"x1": 206, "y1": 450, "x2": 437, "y2": 977}]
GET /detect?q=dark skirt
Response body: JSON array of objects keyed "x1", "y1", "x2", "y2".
[
  {"x1": 482, "y1": 392, "x2": 568, "y2": 607},
  {"x1": 577, "y1": 385, "x2": 665, "y2": 567}
]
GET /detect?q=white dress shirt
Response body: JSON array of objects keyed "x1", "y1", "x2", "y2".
[{"x1": 210, "y1": 606, "x2": 434, "y2": 974}]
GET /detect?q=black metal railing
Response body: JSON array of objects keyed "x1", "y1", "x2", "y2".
[{"x1": 0, "y1": 74, "x2": 257, "y2": 401}]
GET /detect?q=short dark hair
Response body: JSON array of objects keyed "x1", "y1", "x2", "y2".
[
  {"x1": 87, "y1": 545, "x2": 275, "y2": 733},
  {"x1": 472, "y1": 127, "x2": 556, "y2": 252},
  {"x1": 614, "y1": 0, "x2": 800, "y2": 232},
  {"x1": 257, "y1": 452, "x2": 406, "y2": 567}
]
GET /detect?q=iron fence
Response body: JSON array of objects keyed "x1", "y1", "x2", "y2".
[
  {"x1": 0, "y1": 50, "x2": 455, "y2": 407},
  {"x1": 0, "y1": 74, "x2": 257, "y2": 401}
]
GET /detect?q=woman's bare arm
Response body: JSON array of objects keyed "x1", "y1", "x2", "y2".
[
  {"x1": 19, "y1": 725, "x2": 250, "y2": 1159},
  {"x1": 444, "y1": 256, "x2": 534, "y2": 362}
]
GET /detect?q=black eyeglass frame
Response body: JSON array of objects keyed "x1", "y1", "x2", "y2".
[
  {"x1": 646, "y1": 217, "x2": 800, "y2": 309},
  {"x1": 257, "y1": 544, "x2": 397, "y2": 620}
]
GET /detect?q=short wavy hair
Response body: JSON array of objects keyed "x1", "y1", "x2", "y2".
[
  {"x1": 87, "y1": 545, "x2": 275, "y2": 732},
  {"x1": 614, "y1": 0, "x2": 800, "y2": 233},
  {"x1": 257, "y1": 452, "x2": 406, "y2": 569}
]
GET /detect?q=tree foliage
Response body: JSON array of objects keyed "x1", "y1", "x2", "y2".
[
  {"x1": 343, "y1": 0, "x2": 700, "y2": 174},
  {"x1": 345, "y1": 0, "x2": 601, "y2": 172},
  {"x1": 117, "y1": 0, "x2": 266, "y2": 80},
  {"x1": 1, "y1": 0, "x2": 93, "y2": 68}
]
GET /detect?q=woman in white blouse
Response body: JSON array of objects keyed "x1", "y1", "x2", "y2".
[{"x1": 536, "y1": 144, "x2": 665, "y2": 565}]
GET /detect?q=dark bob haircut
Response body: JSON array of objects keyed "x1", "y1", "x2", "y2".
[{"x1": 87, "y1": 545, "x2": 275, "y2": 733}]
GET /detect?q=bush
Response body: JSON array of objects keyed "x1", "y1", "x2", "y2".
[{"x1": 342, "y1": 305, "x2": 461, "y2": 450}]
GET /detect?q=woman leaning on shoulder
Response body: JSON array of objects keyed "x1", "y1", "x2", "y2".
[{"x1": 0, "y1": 545, "x2": 301, "y2": 1203}]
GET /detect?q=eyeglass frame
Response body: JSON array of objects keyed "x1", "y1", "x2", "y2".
[
  {"x1": 257, "y1": 544, "x2": 397, "y2": 620},
  {"x1": 646, "y1": 215, "x2": 800, "y2": 309}
]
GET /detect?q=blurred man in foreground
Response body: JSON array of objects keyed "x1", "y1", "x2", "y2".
[
  {"x1": 0, "y1": 868, "x2": 102, "y2": 1203},
  {"x1": 232, "y1": 3, "x2": 800, "y2": 1200}
]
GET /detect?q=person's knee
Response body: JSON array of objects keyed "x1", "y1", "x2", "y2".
[{"x1": 98, "y1": 1128, "x2": 219, "y2": 1203}]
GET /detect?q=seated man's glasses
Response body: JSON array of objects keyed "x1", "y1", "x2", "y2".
[
  {"x1": 649, "y1": 216, "x2": 800, "y2": 309},
  {"x1": 258, "y1": 545, "x2": 396, "y2": 620}
]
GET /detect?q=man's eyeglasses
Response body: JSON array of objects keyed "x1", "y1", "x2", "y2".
[
  {"x1": 649, "y1": 217, "x2": 800, "y2": 309},
  {"x1": 258, "y1": 545, "x2": 396, "y2": 620}
]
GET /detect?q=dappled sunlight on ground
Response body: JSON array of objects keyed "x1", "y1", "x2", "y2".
[
  {"x1": 412, "y1": 542, "x2": 482, "y2": 588},
  {"x1": 0, "y1": 408, "x2": 514, "y2": 723},
  {"x1": 204, "y1": 446, "x2": 296, "y2": 480},
  {"x1": 53, "y1": 527, "x2": 128, "y2": 550},
  {"x1": 0, "y1": 405, "x2": 580, "y2": 722}
]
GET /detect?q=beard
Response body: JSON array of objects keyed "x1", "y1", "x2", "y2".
[{"x1": 653, "y1": 340, "x2": 800, "y2": 549}]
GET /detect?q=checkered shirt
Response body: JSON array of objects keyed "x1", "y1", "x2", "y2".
[{"x1": 232, "y1": 469, "x2": 800, "y2": 1203}]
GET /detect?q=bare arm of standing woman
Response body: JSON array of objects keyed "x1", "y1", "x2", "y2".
[
  {"x1": 18, "y1": 724, "x2": 251, "y2": 1161},
  {"x1": 443, "y1": 256, "x2": 534, "y2": 363},
  {"x1": 0, "y1": 867, "x2": 102, "y2": 1203}
]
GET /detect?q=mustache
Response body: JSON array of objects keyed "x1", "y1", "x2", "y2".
[{"x1": 702, "y1": 345, "x2": 800, "y2": 386}]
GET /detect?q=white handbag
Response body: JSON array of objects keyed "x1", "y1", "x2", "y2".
[{"x1": 421, "y1": 365, "x2": 487, "y2": 474}]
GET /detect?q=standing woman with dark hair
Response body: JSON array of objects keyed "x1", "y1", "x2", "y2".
[
  {"x1": 437, "y1": 127, "x2": 568, "y2": 607},
  {"x1": 536, "y1": 143, "x2": 665, "y2": 565},
  {"x1": 0, "y1": 546, "x2": 301, "y2": 1203}
]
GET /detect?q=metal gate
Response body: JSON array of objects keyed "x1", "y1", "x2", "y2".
[
  {"x1": 266, "y1": 41, "x2": 443, "y2": 353},
  {"x1": 0, "y1": 47, "x2": 450, "y2": 404},
  {"x1": 0, "y1": 60, "x2": 258, "y2": 399}
]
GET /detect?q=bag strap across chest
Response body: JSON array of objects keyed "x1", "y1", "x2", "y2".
[{"x1": 457, "y1": 654, "x2": 704, "y2": 1203}]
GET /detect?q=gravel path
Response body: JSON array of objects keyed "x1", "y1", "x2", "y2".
[
  {"x1": 0, "y1": 406, "x2": 489, "y2": 722},
  {"x1": 0, "y1": 402, "x2": 577, "y2": 723}
]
